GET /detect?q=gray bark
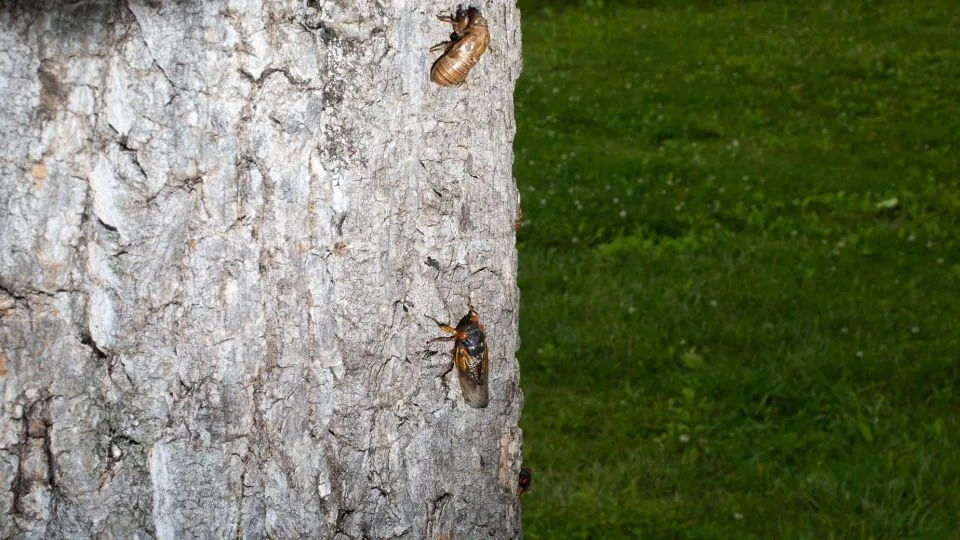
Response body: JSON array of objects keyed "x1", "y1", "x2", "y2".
[{"x1": 0, "y1": 0, "x2": 523, "y2": 538}]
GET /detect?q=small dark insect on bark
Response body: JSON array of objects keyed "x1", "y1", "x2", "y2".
[
  {"x1": 518, "y1": 466, "x2": 533, "y2": 495},
  {"x1": 429, "y1": 6, "x2": 490, "y2": 87},
  {"x1": 426, "y1": 305, "x2": 490, "y2": 408}
]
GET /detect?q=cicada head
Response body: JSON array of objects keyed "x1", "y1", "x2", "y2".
[
  {"x1": 464, "y1": 7, "x2": 486, "y2": 29},
  {"x1": 461, "y1": 305, "x2": 483, "y2": 330},
  {"x1": 449, "y1": 6, "x2": 470, "y2": 34}
]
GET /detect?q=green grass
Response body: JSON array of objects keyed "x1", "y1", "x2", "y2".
[{"x1": 513, "y1": 1, "x2": 960, "y2": 537}]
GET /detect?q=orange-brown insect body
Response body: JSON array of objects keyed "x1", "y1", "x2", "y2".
[
  {"x1": 430, "y1": 7, "x2": 490, "y2": 87},
  {"x1": 426, "y1": 306, "x2": 490, "y2": 408}
]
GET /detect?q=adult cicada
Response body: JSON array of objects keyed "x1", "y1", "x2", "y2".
[{"x1": 426, "y1": 305, "x2": 490, "y2": 408}]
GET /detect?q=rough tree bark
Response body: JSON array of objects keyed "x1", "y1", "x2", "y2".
[{"x1": 0, "y1": 0, "x2": 523, "y2": 537}]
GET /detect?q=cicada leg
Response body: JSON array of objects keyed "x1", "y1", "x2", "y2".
[
  {"x1": 429, "y1": 41, "x2": 451, "y2": 53},
  {"x1": 426, "y1": 315, "x2": 458, "y2": 377},
  {"x1": 426, "y1": 314, "x2": 467, "y2": 345},
  {"x1": 426, "y1": 315, "x2": 455, "y2": 333}
]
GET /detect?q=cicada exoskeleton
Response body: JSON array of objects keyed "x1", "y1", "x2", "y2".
[{"x1": 429, "y1": 6, "x2": 490, "y2": 87}]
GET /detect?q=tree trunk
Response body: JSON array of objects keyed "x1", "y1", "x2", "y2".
[{"x1": 0, "y1": 0, "x2": 523, "y2": 537}]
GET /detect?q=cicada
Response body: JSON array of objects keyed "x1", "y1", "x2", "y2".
[
  {"x1": 518, "y1": 467, "x2": 533, "y2": 495},
  {"x1": 429, "y1": 6, "x2": 490, "y2": 87},
  {"x1": 426, "y1": 305, "x2": 489, "y2": 408}
]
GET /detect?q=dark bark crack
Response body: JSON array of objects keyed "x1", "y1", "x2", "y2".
[
  {"x1": 425, "y1": 493, "x2": 452, "y2": 539},
  {"x1": 238, "y1": 66, "x2": 309, "y2": 88},
  {"x1": 79, "y1": 329, "x2": 108, "y2": 360},
  {"x1": 12, "y1": 394, "x2": 56, "y2": 524},
  {"x1": 115, "y1": 136, "x2": 148, "y2": 181}
]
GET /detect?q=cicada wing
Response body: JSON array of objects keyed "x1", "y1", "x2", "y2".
[
  {"x1": 454, "y1": 344, "x2": 489, "y2": 409},
  {"x1": 480, "y1": 343, "x2": 489, "y2": 385}
]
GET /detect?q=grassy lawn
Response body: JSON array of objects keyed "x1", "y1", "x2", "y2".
[{"x1": 513, "y1": 1, "x2": 960, "y2": 537}]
